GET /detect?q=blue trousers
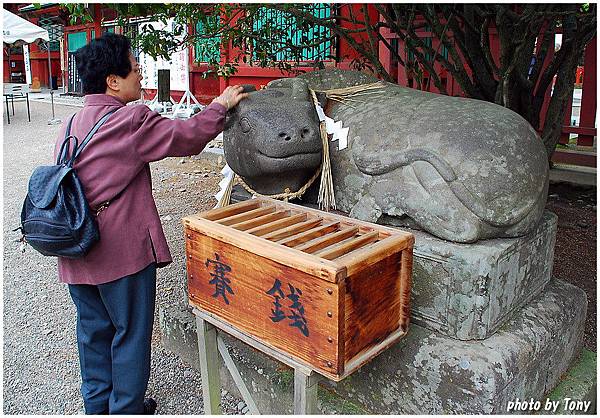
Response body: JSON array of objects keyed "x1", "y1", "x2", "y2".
[{"x1": 68, "y1": 263, "x2": 156, "y2": 415}]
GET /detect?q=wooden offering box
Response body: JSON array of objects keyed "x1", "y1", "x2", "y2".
[{"x1": 183, "y1": 198, "x2": 414, "y2": 381}]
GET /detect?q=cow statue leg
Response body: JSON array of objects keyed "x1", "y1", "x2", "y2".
[
  {"x1": 369, "y1": 163, "x2": 484, "y2": 243},
  {"x1": 349, "y1": 195, "x2": 383, "y2": 223}
]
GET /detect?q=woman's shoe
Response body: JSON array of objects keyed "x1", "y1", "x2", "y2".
[{"x1": 143, "y1": 398, "x2": 157, "y2": 414}]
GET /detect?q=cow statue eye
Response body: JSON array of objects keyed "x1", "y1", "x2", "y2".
[{"x1": 239, "y1": 117, "x2": 252, "y2": 133}]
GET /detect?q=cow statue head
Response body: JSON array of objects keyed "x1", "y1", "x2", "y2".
[{"x1": 223, "y1": 78, "x2": 322, "y2": 195}]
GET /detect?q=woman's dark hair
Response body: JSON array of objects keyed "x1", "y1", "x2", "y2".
[{"x1": 75, "y1": 33, "x2": 132, "y2": 94}]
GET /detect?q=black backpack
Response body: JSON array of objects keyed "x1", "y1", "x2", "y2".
[{"x1": 19, "y1": 110, "x2": 116, "y2": 258}]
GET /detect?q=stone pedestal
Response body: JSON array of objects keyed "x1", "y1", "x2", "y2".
[
  {"x1": 411, "y1": 211, "x2": 557, "y2": 340},
  {"x1": 323, "y1": 279, "x2": 585, "y2": 414}
]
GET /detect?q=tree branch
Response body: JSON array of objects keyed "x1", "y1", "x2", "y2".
[
  {"x1": 480, "y1": 16, "x2": 500, "y2": 78},
  {"x1": 376, "y1": 4, "x2": 448, "y2": 93}
]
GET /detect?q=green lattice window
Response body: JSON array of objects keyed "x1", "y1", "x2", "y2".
[
  {"x1": 67, "y1": 31, "x2": 87, "y2": 52},
  {"x1": 252, "y1": 4, "x2": 332, "y2": 62},
  {"x1": 194, "y1": 16, "x2": 221, "y2": 63},
  {"x1": 38, "y1": 16, "x2": 63, "y2": 52}
]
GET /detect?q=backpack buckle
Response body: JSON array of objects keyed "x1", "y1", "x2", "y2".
[
  {"x1": 18, "y1": 234, "x2": 27, "y2": 253},
  {"x1": 96, "y1": 201, "x2": 110, "y2": 216}
]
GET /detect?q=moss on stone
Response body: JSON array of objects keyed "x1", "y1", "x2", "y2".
[
  {"x1": 545, "y1": 349, "x2": 596, "y2": 414},
  {"x1": 274, "y1": 368, "x2": 294, "y2": 391},
  {"x1": 318, "y1": 386, "x2": 369, "y2": 414}
]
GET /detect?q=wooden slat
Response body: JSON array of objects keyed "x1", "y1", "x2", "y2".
[
  {"x1": 216, "y1": 205, "x2": 276, "y2": 226},
  {"x1": 357, "y1": 225, "x2": 383, "y2": 237},
  {"x1": 278, "y1": 222, "x2": 341, "y2": 247},
  {"x1": 257, "y1": 197, "x2": 413, "y2": 242},
  {"x1": 333, "y1": 234, "x2": 413, "y2": 276},
  {"x1": 231, "y1": 210, "x2": 289, "y2": 231},
  {"x1": 295, "y1": 226, "x2": 359, "y2": 254},
  {"x1": 262, "y1": 218, "x2": 323, "y2": 241},
  {"x1": 216, "y1": 336, "x2": 261, "y2": 414},
  {"x1": 201, "y1": 199, "x2": 261, "y2": 221},
  {"x1": 316, "y1": 231, "x2": 380, "y2": 260},
  {"x1": 183, "y1": 222, "x2": 343, "y2": 282},
  {"x1": 246, "y1": 213, "x2": 308, "y2": 236}
]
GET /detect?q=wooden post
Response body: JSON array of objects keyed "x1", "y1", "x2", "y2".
[
  {"x1": 157, "y1": 69, "x2": 171, "y2": 103},
  {"x1": 216, "y1": 336, "x2": 260, "y2": 414},
  {"x1": 196, "y1": 317, "x2": 222, "y2": 415},
  {"x1": 293, "y1": 370, "x2": 319, "y2": 414}
]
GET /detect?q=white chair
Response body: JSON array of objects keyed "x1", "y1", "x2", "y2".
[{"x1": 3, "y1": 83, "x2": 31, "y2": 124}]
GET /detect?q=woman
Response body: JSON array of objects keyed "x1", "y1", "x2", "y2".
[{"x1": 56, "y1": 33, "x2": 248, "y2": 414}]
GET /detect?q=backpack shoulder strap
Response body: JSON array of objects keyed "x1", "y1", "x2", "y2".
[
  {"x1": 65, "y1": 113, "x2": 75, "y2": 137},
  {"x1": 71, "y1": 109, "x2": 118, "y2": 162},
  {"x1": 56, "y1": 114, "x2": 77, "y2": 165}
]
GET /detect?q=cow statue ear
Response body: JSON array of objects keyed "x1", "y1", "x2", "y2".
[
  {"x1": 266, "y1": 78, "x2": 289, "y2": 89},
  {"x1": 266, "y1": 78, "x2": 310, "y2": 102},
  {"x1": 240, "y1": 84, "x2": 256, "y2": 93},
  {"x1": 290, "y1": 79, "x2": 310, "y2": 102},
  {"x1": 224, "y1": 107, "x2": 237, "y2": 130},
  {"x1": 315, "y1": 91, "x2": 327, "y2": 108}
]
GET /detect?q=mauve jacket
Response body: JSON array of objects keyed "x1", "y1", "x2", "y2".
[{"x1": 53, "y1": 94, "x2": 227, "y2": 285}]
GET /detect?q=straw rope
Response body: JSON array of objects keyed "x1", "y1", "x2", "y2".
[
  {"x1": 316, "y1": 81, "x2": 386, "y2": 108},
  {"x1": 215, "y1": 173, "x2": 235, "y2": 208},
  {"x1": 237, "y1": 166, "x2": 321, "y2": 202},
  {"x1": 311, "y1": 89, "x2": 336, "y2": 211}
]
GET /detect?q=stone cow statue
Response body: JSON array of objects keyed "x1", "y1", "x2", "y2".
[{"x1": 223, "y1": 69, "x2": 549, "y2": 243}]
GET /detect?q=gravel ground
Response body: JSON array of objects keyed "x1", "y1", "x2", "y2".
[{"x1": 2, "y1": 100, "x2": 241, "y2": 414}]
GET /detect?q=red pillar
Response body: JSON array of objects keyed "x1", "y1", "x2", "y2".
[
  {"x1": 337, "y1": 5, "x2": 379, "y2": 70},
  {"x1": 577, "y1": 36, "x2": 596, "y2": 146},
  {"x1": 378, "y1": 26, "x2": 393, "y2": 81},
  {"x1": 559, "y1": 90, "x2": 574, "y2": 145}
]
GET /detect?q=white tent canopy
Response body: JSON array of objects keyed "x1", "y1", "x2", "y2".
[{"x1": 3, "y1": 8, "x2": 49, "y2": 46}]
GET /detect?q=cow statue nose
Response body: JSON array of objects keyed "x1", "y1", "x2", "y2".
[
  {"x1": 278, "y1": 127, "x2": 313, "y2": 142},
  {"x1": 278, "y1": 132, "x2": 292, "y2": 142}
]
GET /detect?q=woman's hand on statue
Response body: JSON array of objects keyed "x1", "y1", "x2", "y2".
[{"x1": 212, "y1": 85, "x2": 249, "y2": 110}]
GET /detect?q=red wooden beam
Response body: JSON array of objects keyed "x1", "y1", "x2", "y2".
[
  {"x1": 561, "y1": 125, "x2": 597, "y2": 137},
  {"x1": 552, "y1": 149, "x2": 597, "y2": 167}
]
